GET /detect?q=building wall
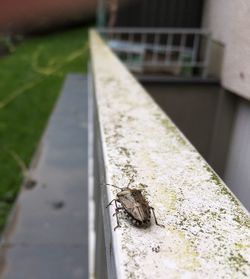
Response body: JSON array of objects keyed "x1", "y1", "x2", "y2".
[
  {"x1": 224, "y1": 99, "x2": 250, "y2": 211},
  {"x1": 203, "y1": 0, "x2": 250, "y2": 101},
  {"x1": 203, "y1": 0, "x2": 250, "y2": 211},
  {"x1": 144, "y1": 83, "x2": 221, "y2": 163},
  {"x1": 116, "y1": 0, "x2": 204, "y2": 28},
  {"x1": 0, "y1": 0, "x2": 98, "y2": 32}
]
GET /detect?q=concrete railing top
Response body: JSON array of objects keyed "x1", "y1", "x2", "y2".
[{"x1": 90, "y1": 29, "x2": 250, "y2": 278}]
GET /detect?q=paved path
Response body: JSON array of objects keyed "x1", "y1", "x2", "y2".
[{"x1": 0, "y1": 74, "x2": 88, "y2": 279}]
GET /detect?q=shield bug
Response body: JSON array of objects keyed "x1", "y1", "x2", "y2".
[{"x1": 105, "y1": 176, "x2": 165, "y2": 230}]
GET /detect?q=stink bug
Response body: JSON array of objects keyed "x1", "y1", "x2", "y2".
[{"x1": 105, "y1": 176, "x2": 165, "y2": 230}]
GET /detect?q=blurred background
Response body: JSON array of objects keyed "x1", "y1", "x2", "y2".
[{"x1": 0, "y1": 0, "x2": 250, "y2": 278}]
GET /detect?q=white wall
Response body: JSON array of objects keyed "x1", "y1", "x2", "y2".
[
  {"x1": 203, "y1": 0, "x2": 250, "y2": 100},
  {"x1": 224, "y1": 99, "x2": 250, "y2": 211}
]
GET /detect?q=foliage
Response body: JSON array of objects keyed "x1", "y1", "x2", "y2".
[{"x1": 0, "y1": 27, "x2": 89, "y2": 231}]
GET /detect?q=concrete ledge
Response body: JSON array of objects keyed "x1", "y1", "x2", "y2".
[
  {"x1": 90, "y1": 30, "x2": 250, "y2": 278},
  {"x1": 0, "y1": 74, "x2": 88, "y2": 279}
]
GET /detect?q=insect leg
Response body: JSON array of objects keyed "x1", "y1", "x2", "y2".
[
  {"x1": 114, "y1": 200, "x2": 120, "y2": 208},
  {"x1": 150, "y1": 207, "x2": 165, "y2": 228},
  {"x1": 113, "y1": 200, "x2": 123, "y2": 230},
  {"x1": 106, "y1": 199, "x2": 118, "y2": 208},
  {"x1": 113, "y1": 208, "x2": 123, "y2": 231},
  {"x1": 112, "y1": 208, "x2": 123, "y2": 216}
]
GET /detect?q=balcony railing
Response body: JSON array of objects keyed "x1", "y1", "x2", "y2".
[
  {"x1": 98, "y1": 27, "x2": 212, "y2": 82},
  {"x1": 89, "y1": 29, "x2": 250, "y2": 278}
]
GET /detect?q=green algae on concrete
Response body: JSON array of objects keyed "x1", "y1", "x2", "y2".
[
  {"x1": 0, "y1": 27, "x2": 89, "y2": 234},
  {"x1": 90, "y1": 29, "x2": 250, "y2": 279}
]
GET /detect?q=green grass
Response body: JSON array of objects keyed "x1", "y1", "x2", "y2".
[{"x1": 0, "y1": 26, "x2": 89, "y2": 232}]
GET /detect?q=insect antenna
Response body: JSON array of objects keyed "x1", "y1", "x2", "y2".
[
  {"x1": 102, "y1": 175, "x2": 136, "y2": 190},
  {"x1": 105, "y1": 183, "x2": 122, "y2": 190},
  {"x1": 126, "y1": 175, "x2": 135, "y2": 188}
]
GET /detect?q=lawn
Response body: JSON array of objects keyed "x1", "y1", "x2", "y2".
[{"x1": 0, "y1": 26, "x2": 89, "y2": 232}]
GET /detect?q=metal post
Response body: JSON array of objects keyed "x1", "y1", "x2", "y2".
[
  {"x1": 179, "y1": 33, "x2": 186, "y2": 66},
  {"x1": 152, "y1": 33, "x2": 160, "y2": 65},
  {"x1": 165, "y1": 33, "x2": 173, "y2": 66},
  {"x1": 97, "y1": 0, "x2": 107, "y2": 28},
  {"x1": 202, "y1": 34, "x2": 212, "y2": 78},
  {"x1": 127, "y1": 32, "x2": 134, "y2": 67},
  {"x1": 141, "y1": 33, "x2": 147, "y2": 71},
  {"x1": 192, "y1": 34, "x2": 200, "y2": 66}
]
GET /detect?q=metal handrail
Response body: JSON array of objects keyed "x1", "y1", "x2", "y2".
[{"x1": 98, "y1": 27, "x2": 212, "y2": 80}]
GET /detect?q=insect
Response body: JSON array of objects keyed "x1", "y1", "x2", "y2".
[{"x1": 105, "y1": 177, "x2": 165, "y2": 230}]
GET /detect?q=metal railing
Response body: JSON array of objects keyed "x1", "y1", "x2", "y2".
[{"x1": 99, "y1": 28, "x2": 212, "y2": 81}]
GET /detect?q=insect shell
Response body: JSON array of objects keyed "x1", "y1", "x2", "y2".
[
  {"x1": 118, "y1": 187, "x2": 151, "y2": 227},
  {"x1": 106, "y1": 178, "x2": 165, "y2": 230}
]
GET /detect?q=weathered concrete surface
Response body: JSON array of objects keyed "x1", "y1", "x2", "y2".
[
  {"x1": 90, "y1": 30, "x2": 250, "y2": 278},
  {"x1": 0, "y1": 74, "x2": 88, "y2": 279}
]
